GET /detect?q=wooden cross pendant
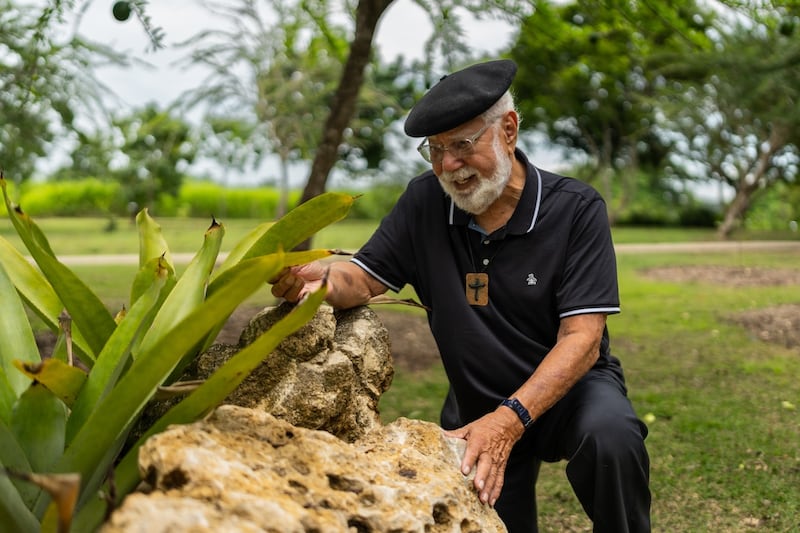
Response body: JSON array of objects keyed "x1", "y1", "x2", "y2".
[{"x1": 465, "y1": 272, "x2": 489, "y2": 306}]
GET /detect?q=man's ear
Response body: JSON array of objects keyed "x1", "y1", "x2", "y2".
[{"x1": 503, "y1": 111, "x2": 519, "y2": 145}]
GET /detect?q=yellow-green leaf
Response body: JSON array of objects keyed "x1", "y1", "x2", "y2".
[
  {"x1": 229, "y1": 192, "x2": 354, "y2": 264},
  {"x1": 212, "y1": 220, "x2": 273, "y2": 279},
  {"x1": 12, "y1": 359, "x2": 87, "y2": 408},
  {"x1": 136, "y1": 219, "x2": 224, "y2": 360},
  {"x1": 0, "y1": 236, "x2": 94, "y2": 362},
  {"x1": 137, "y1": 208, "x2": 173, "y2": 269}
]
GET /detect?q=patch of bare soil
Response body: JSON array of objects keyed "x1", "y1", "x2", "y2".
[
  {"x1": 729, "y1": 304, "x2": 800, "y2": 349},
  {"x1": 644, "y1": 265, "x2": 800, "y2": 349},
  {"x1": 642, "y1": 265, "x2": 800, "y2": 287}
]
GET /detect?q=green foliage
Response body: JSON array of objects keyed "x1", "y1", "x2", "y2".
[
  {"x1": 173, "y1": 181, "x2": 301, "y2": 219},
  {"x1": 15, "y1": 180, "x2": 124, "y2": 217},
  {"x1": 112, "y1": 104, "x2": 198, "y2": 210},
  {"x1": 342, "y1": 183, "x2": 405, "y2": 220},
  {"x1": 0, "y1": 170, "x2": 355, "y2": 532},
  {"x1": 511, "y1": 0, "x2": 712, "y2": 171},
  {"x1": 744, "y1": 181, "x2": 800, "y2": 231}
]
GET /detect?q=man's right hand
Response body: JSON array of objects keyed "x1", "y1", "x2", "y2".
[{"x1": 270, "y1": 262, "x2": 329, "y2": 303}]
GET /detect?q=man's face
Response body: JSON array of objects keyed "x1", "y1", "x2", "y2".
[{"x1": 430, "y1": 118, "x2": 513, "y2": 215}]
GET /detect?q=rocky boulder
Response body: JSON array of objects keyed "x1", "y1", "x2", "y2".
[
  {"x1": 111, "y1": 304, "x2": 507, "y2": 532},
  {"x1": 102, "y1": 406, "x2": 507, "y2": 533}
]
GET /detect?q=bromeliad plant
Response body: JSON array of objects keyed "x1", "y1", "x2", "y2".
[{"x1": 0, "y1": 170, "x2": 355, "y2": 532}]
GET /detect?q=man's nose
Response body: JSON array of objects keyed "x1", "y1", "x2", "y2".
[{"x1": 439, "y1": 150, "x2": 464, "y2": 172}]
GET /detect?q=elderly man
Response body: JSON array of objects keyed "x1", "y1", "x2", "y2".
[{"x1": 271, "y1": 59, "x2": 650, "y2": 532}]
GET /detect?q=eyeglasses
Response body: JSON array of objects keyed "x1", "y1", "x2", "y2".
[{"x1": 416, "y1": 121, "x2": 495, "y2": 164}]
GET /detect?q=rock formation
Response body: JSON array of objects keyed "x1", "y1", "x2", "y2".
[{"x1": 106, "y1": 304, "x2": 507, "y2": 532}]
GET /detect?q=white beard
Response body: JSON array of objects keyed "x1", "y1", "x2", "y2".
[{"x1": 438, "y1": 135, "x2": 512, "y2": 215}]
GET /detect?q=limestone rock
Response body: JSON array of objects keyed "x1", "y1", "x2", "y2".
[
  {"x1": 102, "y1": 405, "x2": 506, "y2": 533},
  {"x1": 136, "y1": 304, "x2": 393, "y2": 444}
]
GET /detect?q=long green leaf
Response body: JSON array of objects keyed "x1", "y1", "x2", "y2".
[
  {"x1": 74, "y1": 285, "x2": 327, "y2": 533},
  {"x1": 0, "y1": 262, "x2": 37, "y2": 398},
  {"x1": 0, "y1": 420, "x2": 38, "y2": 508},
  {"x1": 0, "y1": 368, "x2": 15, "y2": 426},
  {"x1": 212, "y1": 220, "x2": 273, "y2": 277},
  {"x1": 0, "y1": 198, "x2": 115, "y2": 360},
  {"x1": 0, "y1": 237, "x2": 93, "y2": 360},
  {"x1": 65, "y1": 267, "x2": 168, "y2": 445},
  {"x1": 11, "y1": 383, "x2": 67, "y2": 474},
  {"x1": 52, "y1": 255, "x2": 285, "y2": 497},
  {"x1": 1, "y1": 176, "x2": 56, "y2": 259},
  {"x1": 164, "y1": 285, "x2": 325, "y2": 431},
  {"x1": 207, "y1": 249, "x2": 337, "y2": 297},
  {"x1": 136, "y1": 208, "x2": 173, "y2": 269},
  {"x1": 199, "y1": 249, "x2": 335, "y2": 354},
  {"x1": 216, "y1": 192, "x2": 355, "y2": 275},
  {"x1": 136, "y1": 219, "x2": 223, "y2": 359}
]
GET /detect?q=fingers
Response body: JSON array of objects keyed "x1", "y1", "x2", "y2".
[
  {"x1": 449, "y1": 413, "x2": 518, "y2": 508},
  {"x1": 473, "y1": 450, "x2": 506, "y2": 506},
  {"x1": 270, "y1": 270, "x2": 306, "y2": 302}
]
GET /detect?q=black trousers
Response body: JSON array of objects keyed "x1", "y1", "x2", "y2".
[{"x1": 446, "y1": 362, "x2": 651, "y2": 533}]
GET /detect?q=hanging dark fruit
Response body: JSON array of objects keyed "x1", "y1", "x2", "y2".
[{"x1": 113, "y1": 1, "x2": 132, "y2": 22}]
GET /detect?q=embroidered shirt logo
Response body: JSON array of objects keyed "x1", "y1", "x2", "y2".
[{"x1": 526, "y1": 273, "x2": 538, "y2": 286}]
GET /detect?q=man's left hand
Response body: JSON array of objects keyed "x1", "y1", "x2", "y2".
[{"x1": 443, "y1": 407, "x2": 525, "y2": 506}]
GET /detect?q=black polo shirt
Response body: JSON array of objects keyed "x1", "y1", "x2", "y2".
[{"x1": 352, "y1": 149, "x2": 620, "y2": 424}]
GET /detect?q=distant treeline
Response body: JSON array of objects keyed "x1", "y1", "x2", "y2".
[{"x1": 1, "y1": 179, "x2": 405, "y2": 221}]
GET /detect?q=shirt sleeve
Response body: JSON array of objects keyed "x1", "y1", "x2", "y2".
[
  {"x1": 556, "y1": 194, "x2": 620, "y2": 318},
  {"x1": 351, "y1": 178, "x2": 423, "y2": 293}
]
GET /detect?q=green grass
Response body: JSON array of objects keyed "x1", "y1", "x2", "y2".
[
  {"x1": 0, "y1": 217, "x2": 377, "y2": 256},
  {"x1": 5, "y1": 216, "x2": 800, "y2": 531}
]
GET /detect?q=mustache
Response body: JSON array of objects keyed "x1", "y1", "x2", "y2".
[{"x1": 439, "y1": 167, "x2": 475, "y2": 183}]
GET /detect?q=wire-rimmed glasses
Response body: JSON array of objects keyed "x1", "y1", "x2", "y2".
[{"x1": 416, "y1": 120, "x2": 496, "y2": 164}]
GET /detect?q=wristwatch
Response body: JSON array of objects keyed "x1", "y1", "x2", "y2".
[{"x1": 500, "y1": 397, "x2": 534, "y2": 429}]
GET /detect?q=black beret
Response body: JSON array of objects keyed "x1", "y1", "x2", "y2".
[{"x1": 404, "y1": 59, "x2": 517, "y2": 138}]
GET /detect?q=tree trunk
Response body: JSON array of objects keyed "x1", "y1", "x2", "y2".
[
  {"x1": 298, "y1": 0, "x2": 393, "y2": 204},
  {"x1": 716, "y1": 187, "x2": 751, "y2": 239},
  {"x1": 716, "y1": 125, "x2": 788, "y2": 239}
]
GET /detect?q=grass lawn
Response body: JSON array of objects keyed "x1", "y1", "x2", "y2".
[{"x1": 4, "y1": 215, "x2": 800, "y2": 531}]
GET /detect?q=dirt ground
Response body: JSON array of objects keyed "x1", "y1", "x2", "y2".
[
  {"x1": 642, "y1": 265, "x2": 800, "y2": 350},
  {"x1": 34, "y1": 265, "x2": 799, "y2": 367}
]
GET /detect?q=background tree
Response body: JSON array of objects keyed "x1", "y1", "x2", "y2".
[
  {"x1": 509, "y1": 0, "x2": 713, "y2": 220},
  {"x1": 175, "y1": 0, "x2": 410, "y2": 217},
  {"x1": 658, "y1": 10, "x2": 800, "y2": 237},
  {"x1": 111, "y1": 104, "x2": 198, "y2": 211}
]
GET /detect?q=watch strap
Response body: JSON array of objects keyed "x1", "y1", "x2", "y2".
[{"x1": 500, "y1": 397, "x2": 534, "y2": 428}]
